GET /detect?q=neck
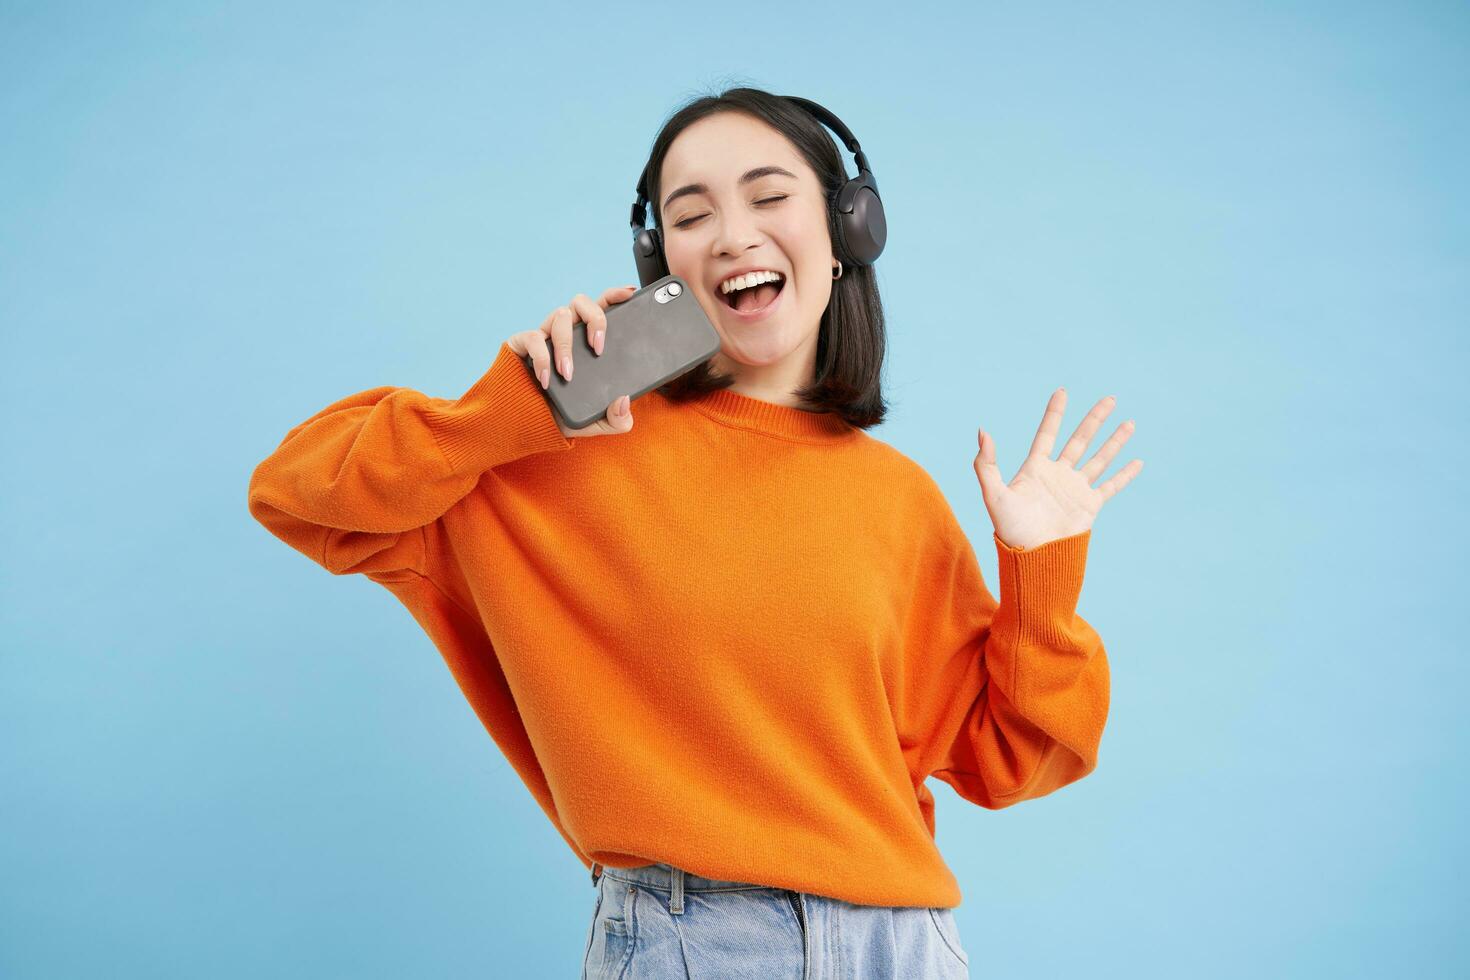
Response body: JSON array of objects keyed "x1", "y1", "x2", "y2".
[{"x1": 709, "y1": 332, "x2": 821, "y2": 410}]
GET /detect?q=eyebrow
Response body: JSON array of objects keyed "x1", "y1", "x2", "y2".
[{"x1": 661, "y1": 165, "x2": 798, "y2": 211}]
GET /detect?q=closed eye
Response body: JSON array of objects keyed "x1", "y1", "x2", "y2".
[{"x1": 673, "y1": 195, "x2": 788, "y2": 230}]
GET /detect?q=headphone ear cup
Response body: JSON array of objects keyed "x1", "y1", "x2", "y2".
[
  {"x1": 834, "y1": 180, "x2": 886, "y2": 267},
  {"x1": 632, "y1": 227, "x2": 668, "y2": 287},
  {"x1": 650, "y1": 226, "x2": 669, "y2": 281}
]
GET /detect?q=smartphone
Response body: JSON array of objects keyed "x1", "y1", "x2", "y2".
[{"x1": 522, "y1": 275, "x2": 722, "y2": 430}]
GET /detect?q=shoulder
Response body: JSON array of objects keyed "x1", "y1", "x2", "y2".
[
  {"x1": 846, "y1": 430, "x2": 967, "y2": 550},
  {"x1": 848, "y1": 429, "x2": 945, "y2": 496}
]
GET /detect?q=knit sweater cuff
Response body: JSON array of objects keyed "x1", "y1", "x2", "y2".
[
  {"x1": 423, "y1": 343, "x2": 576, "y2": 476},
  {"x1": 992, "y1": 529, "x2": 1091, "y2": 649}
]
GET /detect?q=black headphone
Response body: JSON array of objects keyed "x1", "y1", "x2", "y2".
[{"x1": 628, "y1": 95, "x2": 887, "y2": 288}]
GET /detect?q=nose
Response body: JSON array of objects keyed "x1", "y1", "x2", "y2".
[{"x1": 710, "y1": 211, "x2": 765, "y2": 259}]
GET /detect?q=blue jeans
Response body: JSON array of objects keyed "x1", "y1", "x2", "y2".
[{"x1": 583, "y1": 861, "x2": 971, "y2": 979}]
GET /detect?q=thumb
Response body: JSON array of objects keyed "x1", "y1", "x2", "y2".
[
  {"x1": 973, "y1": 427, "x2": 1003, "y2": 498},
  {"x1": 604, "y1": 394, "x2": 634, "y2": 433}
]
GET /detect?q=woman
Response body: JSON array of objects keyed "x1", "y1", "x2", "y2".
[{"x1": 248, "y1": 87, "x2": 1141, "y2": 979}]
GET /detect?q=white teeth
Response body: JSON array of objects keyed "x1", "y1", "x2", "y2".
[{"x1": 720, "y1": 270, "x2": 784, "y2": 294}]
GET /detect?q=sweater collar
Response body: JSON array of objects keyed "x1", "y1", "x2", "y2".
[{"x1": 683, "y1": 385, "x2": 855, "y2": 443}]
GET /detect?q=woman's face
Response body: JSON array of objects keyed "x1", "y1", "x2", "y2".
[{"x1": 658, "y1": 111, "x2": 835, "y2": 384}]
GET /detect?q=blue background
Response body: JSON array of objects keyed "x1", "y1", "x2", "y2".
[{"x1": 3, "y1": 1, "x2": 1465, "y2": 977}]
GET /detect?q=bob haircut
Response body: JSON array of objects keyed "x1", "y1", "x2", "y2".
[{"x1": 643, "y1": 86, "x2": 890, "y2": 430}]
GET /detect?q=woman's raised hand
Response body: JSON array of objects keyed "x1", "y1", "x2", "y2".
[
  {"x1": 973, "y1": 389, "x2": 1143, "y2": 550},
  {"x1": 505, "y1": 284, "x2": 640, "y2": 439}
]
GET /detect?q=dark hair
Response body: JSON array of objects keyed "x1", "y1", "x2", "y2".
[{"x1": 644, "y1": 85, "x2": 889, "y2": 429}]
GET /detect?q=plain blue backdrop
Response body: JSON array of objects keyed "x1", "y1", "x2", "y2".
[{"x1": 2, "y1": 1, "x2": 1465, "y2": 977}]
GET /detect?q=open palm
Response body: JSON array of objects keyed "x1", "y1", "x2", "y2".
[{"x1": 974, "y1": 389, "x2": 1143, "y2": 551}]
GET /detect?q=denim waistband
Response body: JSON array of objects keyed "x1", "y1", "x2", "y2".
[
  {"x1": 593, "y1": 861, "x2": 775, "y2": 892},
  {"x1": 590, "y1": 861, "x2": 781, "y2": 915}
]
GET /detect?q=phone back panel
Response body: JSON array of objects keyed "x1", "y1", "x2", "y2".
[{"x1": 522, "y1": 275, "x2": 722, "y2": 429}]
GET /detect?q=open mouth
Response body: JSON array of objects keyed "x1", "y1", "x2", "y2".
[{"x1": 720, "y1": 277, "x2": 786, "y2": 314}]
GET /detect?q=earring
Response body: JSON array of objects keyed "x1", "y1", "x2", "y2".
[{"x1": 832, "y1": 260, "x2": 843, "y2": 280}]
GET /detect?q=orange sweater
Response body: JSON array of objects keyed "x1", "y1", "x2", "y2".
[{"x1": 247, "y1": 342, "x2": 1110, "y2": 908}]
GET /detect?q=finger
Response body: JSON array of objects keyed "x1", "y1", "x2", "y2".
[
  {"x1": 1096, "y1": 457, "x2": 1144, "y2": 501},
  {"x1": 1080, "y1": 417, "x2": 1136, "y2": 483},
  {"x1": 1058, "y1": 394, "x2": 1117, "y2": 468},
  {"x1": 522, "y1": 329, "x2": 553, "y2": 390},
  {"x1": 548, "y1": 305, "x2": 576, "y2": 380},
  {"x1": 569, "y1": 293, "x2": 609, "y2": 357},
  {"x1": 608, "y1": 394, "x2": 633, "y2": 430},
  {"x1": 599, "y1": 285, "x2": 639, "y2": 310},
  {"x1": 973, "y1": 427, "x2": 1005, "y2": 498},
  {"x1": 521, "y1": 308, "x2": 562, "y2": 389},
  {"x1": 1026, "y1": 387, "x2": 1068, "y2": 463},
  {"x1": 586, "y1": 394, "x2": 632, "y2": 436},
  {"x1": 566, "y1": 394, "x2": 633, "y2": 438}
]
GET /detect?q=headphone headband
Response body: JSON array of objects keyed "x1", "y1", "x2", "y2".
[{"x1": 629, "y1": 94, "x2": 887, "y2": 288}]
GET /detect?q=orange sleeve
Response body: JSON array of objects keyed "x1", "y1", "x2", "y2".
[
  {"x1": 247, "y1": 343, "x2": 575, "y2": 580},
  {"x1": 902, "y1": 525, "x2": 1110, "y2": 809}
]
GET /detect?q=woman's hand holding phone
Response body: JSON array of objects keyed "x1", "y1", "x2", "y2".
[{"x1": 505, "y1": 285, "x2": 639, "y2": 438}]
